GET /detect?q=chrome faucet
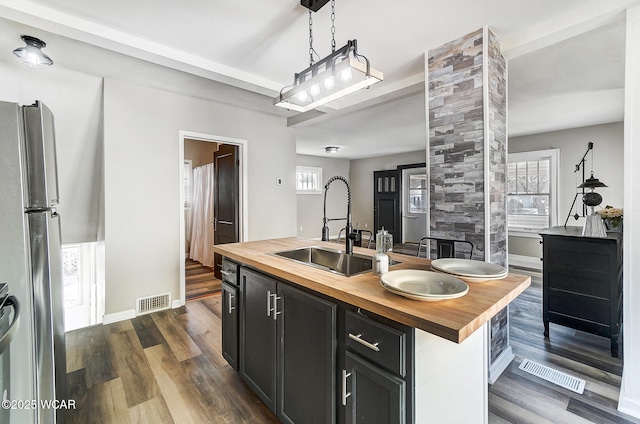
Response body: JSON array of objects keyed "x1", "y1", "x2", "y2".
[{"x1": 321, "y1": 175, "x2": 356, "y2": 254}]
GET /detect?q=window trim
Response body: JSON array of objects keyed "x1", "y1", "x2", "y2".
[
  {"x1": 507, "y1": 149, "x2": 560, "y2": 236},
  {"x1": 296, "y1": 165, "x2": 323, "y2": 195}
]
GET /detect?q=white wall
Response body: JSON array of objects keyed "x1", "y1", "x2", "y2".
[
  {"x1": 296, "y1": 154, "x2": 350, "y2": 239},
  {"x1": 350, "y1": 150, "x2": 427, "y2": 233},
  {"x1": 103, "y1": 78, "x2": 296, "y2": 314},
  {"x1": 508, "y1": 122, "x2": 624, "y2": 258},
  {"x1": 620, "y1": 4, "x2": 640, "y2": 419},
  {"x1": 0, "y1": 58, "x2": 103, "y2": 243}
]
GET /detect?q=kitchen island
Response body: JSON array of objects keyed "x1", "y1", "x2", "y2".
[{"x1": 214, "y1": 238, "x2": 530, "y2": 424}]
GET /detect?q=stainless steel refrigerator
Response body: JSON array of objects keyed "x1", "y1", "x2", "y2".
[{"x1": 0, "y1": 100, "x2": 67, "y2": 424}]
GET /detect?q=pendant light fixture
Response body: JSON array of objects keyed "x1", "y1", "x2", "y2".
[
  {"x1": 274, "y1": 0, "x2": 383, "y2": 113},
  {"x1": 13, "y1": 35, "x2": 53, "y2": 68}
]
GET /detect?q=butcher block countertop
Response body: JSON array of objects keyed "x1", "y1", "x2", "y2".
[{"x1": 213, "y1": 237, "x2": 531, "y2": 344}]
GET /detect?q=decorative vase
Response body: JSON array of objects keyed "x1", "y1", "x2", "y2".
[{"x1": 604, "y1": 218, "x2": 623, "y2": 233}]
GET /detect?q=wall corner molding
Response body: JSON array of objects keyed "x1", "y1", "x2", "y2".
[{"x1": 102, "y1": 309, "x2": 136, "y2": 325}]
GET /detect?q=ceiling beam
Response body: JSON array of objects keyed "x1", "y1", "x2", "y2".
[
  {"x1": 0, "y1": 0, "x2": 283, "y2": 96},
  {"x1": 502, "y1": 2, "x2": 631, "y2": 59}
]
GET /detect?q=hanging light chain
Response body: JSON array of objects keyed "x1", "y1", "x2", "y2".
[
  {"x1": 330, "y1": 0, "x2": 336, "y2": 52},
  {"x1": 309, "y1": 9, "x2": 314, "y2": 66}
]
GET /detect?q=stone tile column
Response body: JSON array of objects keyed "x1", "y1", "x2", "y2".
[{"x1": 426, "y1": 27, "x2": 511, "y2": 383}]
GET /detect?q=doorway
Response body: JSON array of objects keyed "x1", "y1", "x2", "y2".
[
  {"x1": 178, "y1": 131, "x2": 247, "y2": 306},
  {"x1": 373, "y1": 163, "x2": 427, "y2": 249},
  {"x1": 373, "y1": 169, "x2": 401, "y2": 241},
  {"x1": 401, "y1": 167, "x2": 427, "y2": 243}
]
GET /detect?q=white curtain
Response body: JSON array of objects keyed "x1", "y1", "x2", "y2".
[{"x1": 189, "y1": 163, "x2": 215, "y2": 267}]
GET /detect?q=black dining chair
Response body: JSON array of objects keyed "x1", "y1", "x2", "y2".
[{"x1": 416, "y1": 237, "x2": 474, "y2": 259}]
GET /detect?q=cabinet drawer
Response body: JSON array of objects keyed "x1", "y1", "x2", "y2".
[
  {"x1": 221, "y1": 258, "x2": 239, "y2": 285},
  {"x1": 548, "y1": 291, "x2": 609, "y2": 325},
  {"x1": 547, "y1": 272, "x2": 610, "y2": 299},
  {"x1": 545, "y1": 247, "x2": 611, "y2": 274},
  {"x1": 345, "y1": 310, "x2": 406, "y2": 377}
]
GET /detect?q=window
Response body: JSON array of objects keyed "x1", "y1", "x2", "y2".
[
  {"x1": 408, "y1": 173, "x2": 427, "y2": 213},
  {"x1": 296, "y1": 166, "x2": 323, "y2": 194},
  {"x1": 62, "y1": 245, "x2": 82, "y2": 307},
  {"x1": 507, "y1": 149, "x2": 559, "y2": 235}
]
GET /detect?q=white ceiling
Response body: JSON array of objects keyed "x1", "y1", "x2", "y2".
[{"x1": 0, "y1": 0, "x2": 634, "y2": 158}]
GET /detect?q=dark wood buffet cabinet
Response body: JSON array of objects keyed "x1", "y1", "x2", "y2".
[{"x1": 539, "y1": 226, "x2": 622, "y2": 357}]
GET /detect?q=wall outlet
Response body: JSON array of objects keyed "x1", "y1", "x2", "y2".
[
  {"x1": 364, "y1": 223, "x2": 368, "y2": 228},
  {"x1": 299, "y1": 226, "x2": 303, "y2": 232},
  {"x1": 276, "y1": 177, "x2": 283, "y2": 186}
]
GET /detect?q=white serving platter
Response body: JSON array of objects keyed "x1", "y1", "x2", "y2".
[
  {"x1": 430, "y1": 258, "x2": 507, "y2": 282},
  {"x1": 379, "y1": 269, "x2": 469, "y2": 301}
]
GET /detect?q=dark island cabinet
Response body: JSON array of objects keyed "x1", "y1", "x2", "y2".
[
  {"x1": 539, "y1": 226, "x2": 622, "y2": 356},
  {"x1": 221, "y1": 259, "x2": 240, "y2": 370},
  {"x1": 343, "y1": 351, "x2": 405, "y2": 424},
  {"x1": 340, "y1": 309, "x2": 412, "y2": 424},
  {"x1": 221, "y1": 282, "x2": 239, "y2": 369},
  {"x1": 239, "y1": 267, "x2": 337, "y2": 423}
]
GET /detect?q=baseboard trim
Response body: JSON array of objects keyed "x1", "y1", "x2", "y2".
[
  {"x1": 489, "y1": 346, "x2": 514, "y2": 385},
  {"x1": 102, "y1": 309, "x2": 136, "y2": 325},
  {"x1": 509, "y1": 254, "x2": 542, "y2": 270},
  {"x1": 172, "y1": 299, "x2": 184, "y2": 309},
  {"x1": 618, "y1": 392, "x2": 640, "y2": 419}
]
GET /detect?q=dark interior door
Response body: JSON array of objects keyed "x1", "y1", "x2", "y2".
[
  {"x1": 373, "y1": 170, "x2": 401, "y2": 243},
  {"x1": 213, "y1": 144, "x2": 239, "y2": 278}
]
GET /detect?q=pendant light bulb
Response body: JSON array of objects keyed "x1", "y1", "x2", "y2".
[
  {"x1": 323, "y1": 76, "x2": 335, "y2": 90},
  {"x1": 309, "y1": 84, "x2": 320, "y2": 96},
  {"x1": 340, "y1": 68, "x2": 352, "y2": 83},
  {"x1": 298, "y1": 90, "x2": 309, "y2": 102}
]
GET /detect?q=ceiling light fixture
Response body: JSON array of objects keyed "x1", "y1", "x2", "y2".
[
  {"x1": 325, "y1": 146, "x2": 340, "y2": 154},
  {"x1": 13, "y1": 35, "x2": 53, "y2": 68},
  {"x1": 274, "y1": 0, "x2": 383, "y2": 113}
]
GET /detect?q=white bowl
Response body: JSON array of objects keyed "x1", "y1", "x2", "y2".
[{"x1": 380, "y1": 269, "x2": 469, "y2": 301}]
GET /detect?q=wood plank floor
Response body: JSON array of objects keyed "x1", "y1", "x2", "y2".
[
  {"x1": 185, "y1": 258, "x2": 221, "y2": 301},
  {"x1": 65, "y1": 296, "x2": 278, "y2": 424},
  {"x1": 488, "y1": 266, "x2": 639, "y2": 424},
  {"x1": 65, "y1": 266, "x2": 639, "y2": 423}
]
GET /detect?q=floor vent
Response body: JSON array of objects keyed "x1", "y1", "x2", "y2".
[
  {"x1": 136, "y1": 292, "x2": 171, "y2": 316},
  {"x1": 519, "y1": 359, "x2": 586, "y2": 394}
]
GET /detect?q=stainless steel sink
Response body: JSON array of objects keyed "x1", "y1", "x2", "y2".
[{"x1": 271, "y1": 246, "x2": 400, "y2": 277}]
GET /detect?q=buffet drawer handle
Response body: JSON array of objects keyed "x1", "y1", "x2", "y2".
[
  {"x1": 228, "y1": 291, "x2": 235, "y2": 314},
  {"x1": 220, "y1": 270, "x2": 232, "y2": 276},
  {"x1": 348, "y1": 333, "x2": 380, "y2": 352},
  {"x1": 341, "y1": 369, "x2": 352, "y2": 406}
]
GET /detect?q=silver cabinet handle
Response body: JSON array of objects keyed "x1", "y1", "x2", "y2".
[
  {"x1": 341, "y1": 369, "x2": 352, "y2": 406},
  {"x1": 267, "y1": 290, "x2": 272, "y2": 317},
  {"x1": 227, "y1": 291, "x2": 235, "y2": 314},
  {"x1": 220, "y1": 270, "x2": 232, "y2": 276},
  {"x1": 272, "y1": 293, "x2": 282, "y2": 321},
  {"x1": 348, "y1": 333, "x2": 380, "y2": 352}
]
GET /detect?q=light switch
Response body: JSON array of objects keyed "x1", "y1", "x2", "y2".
[{"x1": 276, "y1": 177, "x2": 283, "y2": 186}]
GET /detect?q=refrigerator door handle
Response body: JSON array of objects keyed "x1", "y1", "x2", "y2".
[{"x1": 0, "y1": 296, "x2": 21, "y2": 355}]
